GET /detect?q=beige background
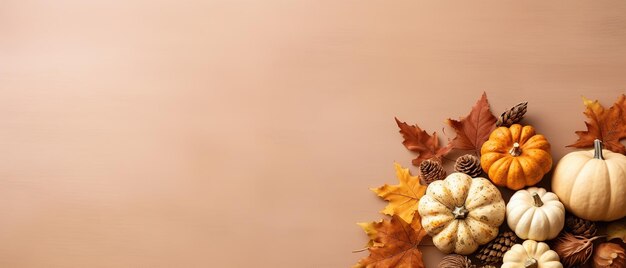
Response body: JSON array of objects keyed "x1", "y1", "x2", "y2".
[{"x1": 1, "y1": 1, "x2": 626, "y2": 267}]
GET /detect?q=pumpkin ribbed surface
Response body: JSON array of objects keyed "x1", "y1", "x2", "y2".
[{"x1": 480, "y1": 124, "x2": 552, "y2": 190}]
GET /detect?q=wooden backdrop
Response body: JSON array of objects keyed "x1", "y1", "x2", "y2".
[{"x1": 1, "y1": 1, "x2": 625, "y2": 267}]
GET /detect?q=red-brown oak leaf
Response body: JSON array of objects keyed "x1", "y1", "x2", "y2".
[
  {"x1": 446, "y1": 92, "x2": 497, "y2": 154},
  {"x1": 354, "y1": 215, "x2": 427, "y2": 268},
  {"x1": 568, "y1": 94, "x2": 626, "y2": 154},
  {"x1": 395, "y1": 117, "x2": 452, "y2": 166}
]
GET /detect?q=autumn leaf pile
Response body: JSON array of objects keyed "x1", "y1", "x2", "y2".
[
  {"x1": 354, "y1": 93, "x2": 626, "y2": 268},
  {"x1": 355, "y1": 93, "x2": 499, "y2": 268},
  {"x1": 394, "y1": 92, "x2": 497, "y2": 166}
]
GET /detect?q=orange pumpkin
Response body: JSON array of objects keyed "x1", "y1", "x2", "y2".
[{"x1": 480, "y1": 124, "x2": 552, "y2": 190}]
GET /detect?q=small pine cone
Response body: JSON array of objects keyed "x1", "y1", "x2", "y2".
[
  {"x1": 455, "y1": 154, "x2": 482, "y2": 177},
  {"x1": 438, "y1": 254, "x2": 475, "y2": 268},
  {"x1": 419, "y1": 159, "x2": 446, "y2": 184},
  {"x1": 565, "y1": 215, "x2": 597, "y2": 238},
  {"x1": 496, "y1": 102, "x2": 528, "y2": 127},
  {"x1": 474, "y1": 231, "x2": 519, "y2": 265}
]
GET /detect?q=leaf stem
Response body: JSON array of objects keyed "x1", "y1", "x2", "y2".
[
  {"x1": 352, "y1": 248, "x2": 369, "y2": 253},
  {"x1": 441, "y1": 156, "x2": 456, "y2": 162}
]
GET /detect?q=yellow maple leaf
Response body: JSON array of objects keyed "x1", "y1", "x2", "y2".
[
  {"x1": 371, "y1": 163, "x2": 427, "y2": 224},
  {"x1": 357, "y1": 221, "x2": 383, "y2": 248}
]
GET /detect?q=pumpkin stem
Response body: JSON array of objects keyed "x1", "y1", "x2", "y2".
[
  {"x1": 509, "y1": 142, "x2": 522, "y2": 156},
  {"x1": 452, "y1": 206, "x2": 469, "y2": 219},
  {"x1": 524, "y1": 258, "x2": 538, "y2": 268},
  {"x1": 531, "y1": 192, "x2": 544, "y2": 207},
  {"x1": 594, "y1": 139, "x2": 604, "y2": 160}
]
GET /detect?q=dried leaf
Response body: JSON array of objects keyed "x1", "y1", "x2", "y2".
[
  {"x1": 446, "y1": 92, "x2": 497, "y2": 153},
  {"x1": 607, "y1": 218, "x2": 626, "y2": 243},
  {"x1": 357, "y1": 221, "x2": 383, "y2": 248},
  {"x1": 395, "y1": 117, "x2": 452, "y2": 166},
  {"x1": 371, "y1": 163, "x2": 427, "y2": 224},
  {"x1": 593, "y1": 242, "x2": 626, "y2": 268},
  {"x1": 568, "y1": 94, "x2": 626, "y2": 154},
  {"x1": 354, "y1": 215, "x2": 427, "y2": 268},
  {"x1": 552, "y1": 232, "x2": 601, "y2": 267}
]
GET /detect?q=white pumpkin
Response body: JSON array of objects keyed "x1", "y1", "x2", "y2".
[
  {"x1": 502, "y1": 240, "x2": 563, "y2": 268},
  {"x1": 552, "y1": 139, "x2": 626, "y2": 221},
  {"x1": 507, "y1": 187, "x2": 565, "y2": 241},
  {"x1": 417, "y1": 172, "x2": 505, "y2": 255}
]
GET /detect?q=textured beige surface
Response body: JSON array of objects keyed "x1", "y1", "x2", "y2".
[{"x1": 1, "y1": 1, "x2": 625, "y2": 267}]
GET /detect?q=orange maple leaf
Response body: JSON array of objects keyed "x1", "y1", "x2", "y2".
[
  {"x1": 568, "y1": 94, "x2": 626, "y2": 154},
  {"x1": 354, "y1": 215, "x2": 427, "y2": 268},
  {"x1": 395, "y1": 118, "x2": 452, "y2": 166},
  {"x1": 446, "y1": 92, "x2": 497, "y2": 154}
]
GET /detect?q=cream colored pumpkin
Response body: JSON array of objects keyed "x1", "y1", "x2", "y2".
[
  {"x1": 417, "y1": 172, "x2": 505, "y2": 255},
  {"x1": 552, "y1": 139, "x2": 626, "y2": 221},
  {"x1": 502, "y1": 240, "x2": 562, "y2": 268},
  {"x1": 507, "y1": 187, "x2": 565, "y2": 241}
]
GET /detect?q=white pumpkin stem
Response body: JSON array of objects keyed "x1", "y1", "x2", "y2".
[
  {"x1": 452, "y1": 206, "x2": 469, "y2": 219},
  {"x1": 594, "y1": 139, "x2": 604, "y2": 160},
  {"x1": 509, "y1": 142, "x2": 522, "y2": 156},
  {"x1": 524, "y1": 258, "x2": 538, "y2": 268},
  {"x1": 531, "y1": 192, "x2": 544, "y2": 207}
]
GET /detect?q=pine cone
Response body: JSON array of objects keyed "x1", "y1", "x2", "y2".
[
  {"x1": 552, "y1": 232, "x2": 601, "y2": 267},
  {"x1": 480, "y1": 266, "x2": 497, "y2": 268},
  {"x1": 496, "y1": 102, "x2": 528, "y2": 127},
  {"x1": 455, "y1": 154, "x2": 482, "y2": 177},
  {"x1": 565, "y1": 215, "x2": 597, "y2": 238},
  {"x1": 438, "y1": 254, "x2": 475, "y2": 268},
  {"x1": 593, "y1": 242, "x2": 626, "y2": 268},
  {"x1": 419, "y1": 158, "x2": 446, "y2": 184},
  {"x1": 474, "y1": 231, "x2": 519, "y2": 265}
]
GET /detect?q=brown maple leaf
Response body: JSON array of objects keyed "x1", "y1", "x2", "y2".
[
  {"x1": 354, "y1": 215, "x2": 427, "y2": 268},
  {"x1": 568, "y1": 94, "x2": 626, "y2": 154},
  {"x1": 446, "y1": 92, "x2": 497, "y2": 154},
  {"x1": 395, "y1": 117, "x2": 452, "y2": 166}
]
